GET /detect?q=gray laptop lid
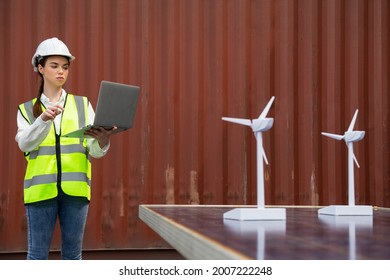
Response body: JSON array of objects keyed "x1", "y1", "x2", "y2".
[
  {"x1": 62, "y1": 80, "x2": 140, "y2": 138},
  {"x1": 94, "y1": 81, "x2": 140, "y2": 129}
]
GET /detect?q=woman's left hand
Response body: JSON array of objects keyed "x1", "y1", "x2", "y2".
[{"x1": 84, "y1": 126, "x2": 117, "y2": 148}]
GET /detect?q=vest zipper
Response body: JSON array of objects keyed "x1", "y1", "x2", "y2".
[{"x1": 55, "y1": 133, "x2": 62, "y2": 194}]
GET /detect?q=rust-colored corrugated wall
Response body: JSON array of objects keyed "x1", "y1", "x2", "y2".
[{"x1": 0, "y1": 0, "x2": 389, "y2": 253}]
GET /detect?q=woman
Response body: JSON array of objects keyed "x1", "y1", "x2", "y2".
[{"x1": 15, "y1": 37, "x2": 116, "y2": 259}]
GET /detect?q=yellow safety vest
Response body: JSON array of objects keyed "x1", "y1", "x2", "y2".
[{"x1": 18, "y1": 94, "x2": 91, "y2": 204}]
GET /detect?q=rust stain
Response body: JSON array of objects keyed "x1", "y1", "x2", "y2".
[
  {"x1": 264, "y1": 170, "x2": 270, "y2": 181},
  {"x1": 165, "y1": 165, "x2": 175, "y2": 204},
  {"x1": 311, "y1": 171, "x2": 319, "y2": 205},
  {"x1": 190, "y1": 171, "x2": 200, "y2": 205},
  {"x1": 117, "y1": 179, "x2": 124, "y2": 217}
]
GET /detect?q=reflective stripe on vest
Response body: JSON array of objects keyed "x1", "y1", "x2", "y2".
[{"x1": 18, "y1": 94, "x2": 91, "y2": 203}]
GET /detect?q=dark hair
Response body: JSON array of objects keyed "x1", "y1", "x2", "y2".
[{"x1": 32, "y1": 56, "x2": 70, "y2": 118}]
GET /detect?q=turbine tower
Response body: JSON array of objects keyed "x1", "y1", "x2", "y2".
[
  {"x1": 319, "y1": 109, "x2": 372, "y2": 216},
  {"x1": 222, "y1": 96, "x2": 286, "y2": 220}
]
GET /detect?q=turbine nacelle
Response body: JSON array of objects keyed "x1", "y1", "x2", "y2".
[
  {"x1": 344, "y1": 131, "x2": 365, "y2": 143},
  {"x1": 252, "y1": 118, "x2": 274, "y2": 132}
]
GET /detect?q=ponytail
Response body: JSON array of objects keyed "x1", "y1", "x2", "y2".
[
  {"x1": 33, "y1": 76, "x2": 44, "y2": 118},
  {"x1": 32, "y1": 56, "x2": 48, "y2": 118}
]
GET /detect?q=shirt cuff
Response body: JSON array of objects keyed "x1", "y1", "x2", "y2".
[
  {"x1": 38, "y1": 115, "x2": 52, "y2": 125},
  {"x1": 88, "y1": 138, "x2": 110, "y2": 158},
  {"x1": 100, "y1": 140, "x2": 110, "y2": 153}
]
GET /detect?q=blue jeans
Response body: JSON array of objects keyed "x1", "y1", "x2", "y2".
[{"x1": 25, "y1": 193, "x2": 89, "y2": 260}]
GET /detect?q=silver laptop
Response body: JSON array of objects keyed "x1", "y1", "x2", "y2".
[{"x1": 62, "y1": 80, "x2": 140, "y2": 138}]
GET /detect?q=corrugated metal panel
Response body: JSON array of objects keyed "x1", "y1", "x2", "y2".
[{"x1": 0, "y1": 0, "x2": 389, "y2": 253}]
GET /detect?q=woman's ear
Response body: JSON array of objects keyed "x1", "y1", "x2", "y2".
[{"x1": 38, "y1": 64, "x2": 44, "y2": 74}]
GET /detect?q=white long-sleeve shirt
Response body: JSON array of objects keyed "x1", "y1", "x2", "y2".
[{"x1": 15, "y1": 89, "x2": 109, "y2": 158}]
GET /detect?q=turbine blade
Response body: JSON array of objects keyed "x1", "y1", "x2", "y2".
[
  {"x1": 262, "y1": 147, "x2": 269, "y2": 165},
  {"x1": 347, "y1": 109, "x2": 359, "y2": 132},
  {"x1": 259, "y1": 96, "x2": 275, "y2": 119},
  {"x1": 321, "y1": 132, "x2": 344, "y2": 141},
  {"x1": 222, "y1": 117, "x2": 252, "y2": 126},
  {"x1": 353, "y1": 152, "x2": 360, "y2": 168},
  {"x1": 346, "y1": 142, "x2": 361, "y2": 168}
]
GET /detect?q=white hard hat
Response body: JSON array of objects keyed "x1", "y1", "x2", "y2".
[{"x1": 32, "y1": 37, "x2": 75, "y2": 72}]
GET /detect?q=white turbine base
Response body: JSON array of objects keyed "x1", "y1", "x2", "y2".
[
  {"x1": 318, "y1": 205, "x2": 373, "y2": 216},
  {"x1": 223, "y1": 208, "x2": 286, "y2": 221}
]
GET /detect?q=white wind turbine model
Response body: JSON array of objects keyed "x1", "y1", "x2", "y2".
[
  {"x1": 222, "y1": 96, "x2": 286, "y2": 220},
  {"x1": 319, "y1": 109, "x2": 372, "y2": 216}
]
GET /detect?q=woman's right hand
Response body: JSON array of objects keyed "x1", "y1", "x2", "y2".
[{"x1": 41, "y1": 104, "x2": 64, "y2": 122}]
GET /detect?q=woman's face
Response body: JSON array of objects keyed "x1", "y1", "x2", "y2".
[{"x1": 38, "y1": 56, "x2": 70, "y2": 88}]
